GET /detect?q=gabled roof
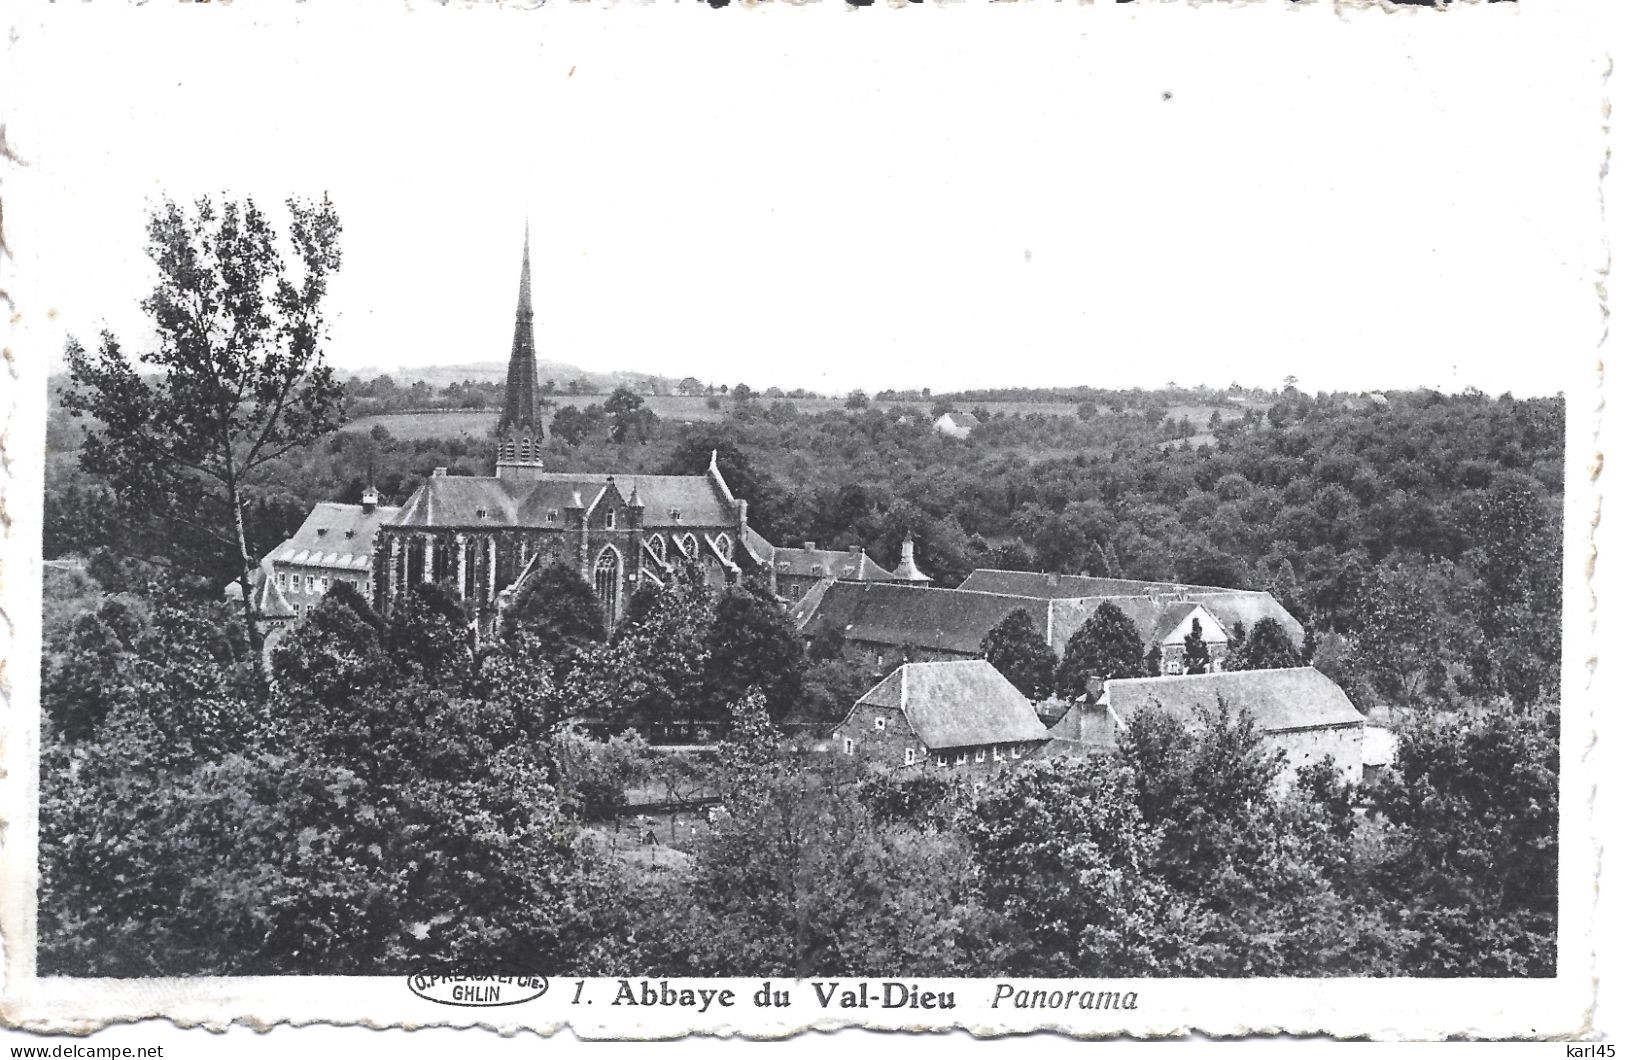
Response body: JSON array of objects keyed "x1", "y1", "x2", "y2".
[
  {"x1": 1099, "y1": 667, "x2": 1363, "y2": 734},
  {"x1": 800, "y1": 581, "x2": 1044, "y2": 656},
  {"x1": 855, "y1": 660, "x2": 1050, "y2": 750},
  {"x1": 957, "y1": 569, "x2": 1230, "y2": 598},
  {"x1": 271, "y1": 501, "x2": 402, "y2": 570},
  {"x1": 391, "y1": 471, "x2": 733, "y2": 530},
  {"x1": 1149, "y1": 601, "x2": 1229, "y2": 645},
  {"x1": 1046, "y1": 591, "x2": 1301, "y2": 652},
  {"x1": 772, "y1": 545, "x2": 894, "y2": 582},
  {"x1": 742, "y1": 525, "x2": 777, "y2": 565},
  {"x1": 937, "y1": 411, "x2": 981, "y2": 429},
  {"x1": 253, "y1": 565, "x2": 296, "y2": 619}
]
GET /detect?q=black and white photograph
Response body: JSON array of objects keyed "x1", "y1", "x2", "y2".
[{"x1": 0, "y1": 0, "x2": 1613, "y2": 1046}]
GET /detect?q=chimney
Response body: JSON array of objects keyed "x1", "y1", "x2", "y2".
[
  {"x1": 804, "y1": 541, "x2": 817, "y2": 552},
  {"x1": 432, "y1": 467, "x2": 448, "y2": 478},
  {"x1": 849, "y1": 544, "x2": 862, "y2": 556},
  {"x1": 1085, "y1": 675, "x2": 1105, "y2": 703},
  {"x1": 361, "y1": 486, "x2": 380, "y2": 513}
]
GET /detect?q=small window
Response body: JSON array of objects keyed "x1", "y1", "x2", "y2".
[
  {"x1": 975, "y1": 749, "x2": 987, "y2": 763},
  {"x1": 606, "y1": 509, "x2": 616, "y2": 530},
  {"x1": 320, "y1": 574, "x2": 330, "y2": 591},
  {"x1": 475, "y1": 507, "x2": 487, "y2": 519},
  {"x1": 670, "y1": 508, "x2": 682, "y2": 522},
  {"x1": 875, "y1": 653, "x2": 884, "y2": 667},
  {"x1": 843, "y1": 738, "x2": 854, "y2": 755},
  {"x1": 810, "y1": 564, "x2": 824, "y2": 576},
  {"x1": 777, "y1": 561, "x2": 791, "y2": 573},
  {"x1": 904, "y1": 748, "x2": 915, "y2": 766},
  {"x1": 316, "y1": 528, "x2": 328, "y2": 537},
  {"x1": 874, "y1": 717, "x2": 886, "y2": 732},
  {"x1": 956, "y1": 752, "x2": 968, "y2": 766},
  {"x1": 547, "y1": 509, "x2": 559, "y2": 523},
  {"x1": 305, "y1": 574, "x2": 315, "y2": 592},
  {"x1": 276, "y1": 572, "x2": 286, "y2": 588}
]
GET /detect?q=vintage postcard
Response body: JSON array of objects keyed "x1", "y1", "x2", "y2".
[{"x1": 0, "y1": 0, "x2": 1613, "y2": 1046}]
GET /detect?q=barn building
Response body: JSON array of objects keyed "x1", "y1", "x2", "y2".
[
  {"x1": 1053, "y1": 667, "x2": 1366, "y2": 790},
  {"x1": 831, "y1": 659, "x2": 1052, "y2": 772}
]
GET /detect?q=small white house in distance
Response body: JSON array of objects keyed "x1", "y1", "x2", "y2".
[
  {"x1": 933, "y1": 411, "x2": 980, "y2": 439},
  {"x1": 1056, "y1": 667, "x2": 1366, "y2": 791}
]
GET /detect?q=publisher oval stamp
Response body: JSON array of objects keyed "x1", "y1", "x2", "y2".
[{"x1": 407, "y1": 974, "x2": 550, "y2": 1008}]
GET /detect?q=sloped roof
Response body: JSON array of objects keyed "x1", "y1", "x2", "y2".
[
  {"x1": 271, "y1": 501, "x2": 402, "y2": 570},
  {"x1": 789, "y1": 576, "x2": 836, "y2": 626},
  {"x1": 742, "y1": 525, "x2": 777, "y2": 565},
  {"x1": 1149, "y1": 601, "x2": 1230, "y2": 644},
  {"x1": 394, "y1": 476, "x2": 520, "y2": 528},
  {"x1": 610, "y1": 474, "x2": 732, "y2": 527},
  {"x1": 958, "y1": 569, "x2": 1230, "y2": 598},
  {"x1": 1187, "y1": 592, "x2": 1305, "y2": 645},
  {"x1": 800, "y1": 581, "x2": 1043, "y2": 656},
  {"x1": 1046, "y1": 591, "x2": 1300, "y2": 652},
  {"x1": 937, "y1": 412, "x2": 981, "y2": 429},
  {"x1": 773, "y1": 545, "x2": 894, "y2": 582},
  {"x1": 1100, "y1": 667, "x2": 1363, "y2": 734},
  {"x1": 253, "y1": 566, "x2": 296, "y2": 619},
  {"x1": 391, "y1": 471, "x2": 731, "y2": 530},
  {"x1": 857, "y1": 660, "x2": 1050, "y2": 750}
]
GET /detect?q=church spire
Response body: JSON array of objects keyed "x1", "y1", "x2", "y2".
[
  {"x1": 497, "y1": 223, "x2": 545, "y2": 479},
  {"x1": 499, "y1": 223, "x2": 539, "y2": 434}
]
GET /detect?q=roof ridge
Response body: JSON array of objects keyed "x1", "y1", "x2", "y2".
[{"x1": 1108, "y1": 665, "x2": 1319, "y2": 684}]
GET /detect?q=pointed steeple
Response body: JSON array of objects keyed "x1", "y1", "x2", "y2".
[
  {"x1": 497, "y1": 223, "x2": 546, "y2": 480},
  {"x1": 892, "y1": 530, "x2": 933, "y2": 585},
  {"x1": 499, "y1": 223, "x2": 539, "y2": 434}
]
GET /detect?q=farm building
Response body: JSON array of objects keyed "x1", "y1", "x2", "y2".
[
  {"x1": 933, "y1": 411, "x2": 981, "y2": 438},
  {"x1": 1052, "y1": 667, "x2": 1366, "y2": 790},
  {"x1": 830, "y1": 659, "x2": 1052, "y2": 772}
]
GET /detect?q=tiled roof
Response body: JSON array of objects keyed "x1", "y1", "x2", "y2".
[
  {"x1": 938, "y1": 412, "x2": 981, "y2": 429},
  {"x1": 773, "y1": 546, "x2": 894, "y2": 582},
  {"x1": 957, "y1": 569, "x2": 1230, "y2": 597},
  {"x1": 391, "y1": 471, "x2": 733, "y2": 530},
  {"x1": 271, "y1": 502, "x2": 402, "y2": 570},
  {"x1": 742, "y1": 525, "x2": 777, "y2": 565},
  {"x1": 856, "y1": 660, "x2": 1050, "y2": 750},
  {"x1": 253, "y1": 565, "x2": 296, "y2": 619},
  {"x1": 1100, "y1": 667, "x2": 1363, "y2": 734},
  {"x1": 1048, "y1": 592, "x2": 1301, "y2": 652},
  {"x1": 800, "y1": 581, "x2": 1043, "y2": 656}
]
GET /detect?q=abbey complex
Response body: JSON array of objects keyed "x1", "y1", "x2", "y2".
[{"x1": 249, "y1": 230, "x2": 1369, "y2": 789}]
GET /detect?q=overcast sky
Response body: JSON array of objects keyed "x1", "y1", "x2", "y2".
[{"x1": 7, "y1": 1, "x2": 1606, "y2": 397}]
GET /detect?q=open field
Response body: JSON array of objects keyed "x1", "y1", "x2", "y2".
[{"x1": 341, "y1": 396, "x2": 1257, "y2": 441}]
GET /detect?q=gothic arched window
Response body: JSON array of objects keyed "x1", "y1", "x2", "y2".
[
  {"x1": 715, "y1": 532, "x2": 733, "y2": 560},
  {"x1": 647, "y1": 535, "x2": 666, "y2": 561},
  {"x1": 594, "y1": 546, "x2": 623, "y2": 617},
  {"x1": 677, "y1": 533, "x2": 699, "y2": 560}
]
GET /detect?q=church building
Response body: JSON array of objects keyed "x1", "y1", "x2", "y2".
[{"x1": 372, "y1": 229, "x2": 770, "y2": 628}]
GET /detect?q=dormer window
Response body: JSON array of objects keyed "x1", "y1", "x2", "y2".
[
  {"x1": 670, "y1": 508, "x2": 682, "y2": 522},
  {"x1": 547, "y1": 509, "x2": 558, "y2": 523},
  {"x1": 316, "y1": 528, "x2": 328, "y2": 537},
  {"x1": 475, "y1": 508, "x2": 488, "y2": 520},
  {"x1": 345, "y1": 529, "x2": 356, "y2": 539}
]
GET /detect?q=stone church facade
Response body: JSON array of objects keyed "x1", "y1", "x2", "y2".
[{"x1": 372, "y1": 229, "x2": 767, "y2": 628}]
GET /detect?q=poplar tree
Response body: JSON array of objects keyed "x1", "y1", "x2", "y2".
[{"x1": 63, "y1": 195, "x2": 346, "y2": 662}]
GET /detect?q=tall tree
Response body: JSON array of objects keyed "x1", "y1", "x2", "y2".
[
  {"x1": 1055, "y1": 600, "x2": 1145, "y2": 698},
  {"x1": 1232, "y1": 616, "x2": 1301, "y2": 671},
  {"x1": 502, "y1": 562, "x2": 608, "y2": 669},
  {"x1": 62, "y1": 196, "x2": 346, "y2": 661},
  {"x1": 1182, "y1": 617, "x2": 1212, "y2": 674},
  {"x1": 978, "y1": 608, "x2": 1056, "y2": 701}
]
